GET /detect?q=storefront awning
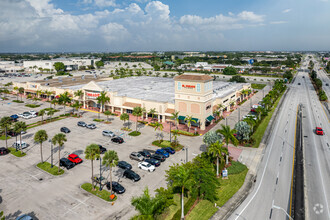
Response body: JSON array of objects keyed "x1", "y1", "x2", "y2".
[
  {"x1": 206, "y1": 115, "x2": 215, "y2": 122},
  {"x1": 192, "y1": 118, "x2": 200, "y2": 123},
  {"x1": 178, "y1": 116, "x2": 186, "y2": 121}
]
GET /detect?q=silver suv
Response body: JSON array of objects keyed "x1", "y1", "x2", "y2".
[
  {"x1": 129, "y1": 152, "x2": 144, "y2": 161},
  {"x1": 102, "y1": 130, "x2": 115, "y2": 137}
]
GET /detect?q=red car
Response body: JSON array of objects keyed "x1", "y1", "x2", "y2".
[
  {"x1": 68, "y1": 154, "x2": 83, "y2": 164},
  {"x1": 316, "y1": 127, "x2": 324, "y2": 135}
]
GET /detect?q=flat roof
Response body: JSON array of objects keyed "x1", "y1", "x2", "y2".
[
  {"x1": 64, "y1": 76, "x2": 248, "y2": 104},
  {"x1": 33, "y1": 75, "x2": 109, "y2": 88}
]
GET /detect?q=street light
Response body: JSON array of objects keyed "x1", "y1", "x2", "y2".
[
  {"x1": 166, "y1": 120, "x2": 174, "y2": 143},
  {"x1": 99, "y1": 156, "x2": 102, "y2": 191},
  {"x1": 272, "y1": 204, "x2": 293, "y2": 220},
  {"x1": 49, "y1": 139, "x2": 53, "y2": 168}
]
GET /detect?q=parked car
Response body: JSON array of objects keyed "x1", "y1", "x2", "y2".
[
  {"x1": 298, "y1": 83, "x2": 301, "y2": 85},
  {"x1": 77, "y1": 121, "x2": 87, "y2": 127},
  {"x1": 7, "y1": 130, "x2": 26, "y2": 137},
  {"x1": 102, "y1": 130, "x2": 115, "y2": 137},
  {"x1": 164, "y1": 147, "x2": 175, "y2": 154},
  {"x1": 29, "y1": 110, "x2": 37, "y2": 115},
  {"x1": 0, "y1": 147, "x2": 9, "y2": 156},
  {"x1": 10, "y1": 114, "x2": 19, "y2": 119},
  {"x1": 138, "y1": 150, "x2": 151, "y2": 158},
  {"x1": 111, "y1": 136, "x2": 124, "y2": 144},
  {"x1": 60, "y1": 158, "x2": 75, "y2": 169},
  {"x1": 60, "y1": 127, "x2": 70, "y2": 133},
  {"x1": 123, "y1": 169, "x2": 141, "y2": 182},
  {"x1": 68, "y1": 154, "x2": 83, "y2": 164},
  {"x1": 315, "y1": 127, "x2": 324, "y2": 135},
  {"x1": 17, "y1": 113, "x2": 24, "y2": 118},
  {"x1": 12, "y1": 141, "x2": 28, "y2": 149},
  {"x1": 130, "y1": 152, "x2": 144, "y2": 161},
  {"x1": 106, "y1": 181, "x2": 126, "y2": 194},
  {"x1": 98, "y1": 145, "x2": 107, "y2": 154},
  {"x1": 22, "y1": 113, "x2": 33, "y2": 119},
  {"x1": 16, "y1": 214, "x2": 33, "y2": 220},
  {"x1": 145, "y1": 158, "x2": 160, "y2": 167},
  {"x1": 155, "y1": 149, "x2": 170, "y2": 158},
  {"x1": 86, "y1": 123, "x2": 96, "y2": 129},
  {"x1": 118, "y1": 161, "x2": 132, "y2": 170},
  {"x1": 150, "y1": 154, "x2": 166, "y2": 162},
  {"x1": 138, "y1": 161, "x2": 155, "y2": 172}
]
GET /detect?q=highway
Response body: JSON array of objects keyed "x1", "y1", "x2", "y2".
[
  {"x1": 313, "y1": 58, "x2": 330, "y2": 99},
  {"x1": 228, "y1": 57, "x2": 330, "y2": 220}
]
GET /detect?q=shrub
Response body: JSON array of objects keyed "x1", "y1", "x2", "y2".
[
  {"x1": 227, "y1": 161, "x2": 247, "y2": 174},
  {"x1": 137, "y1": 120, "x2": 148, "y2": 125},
  {"x1": 129, "y1": 131, "x2": 141, "y2": 136},
  {"x1": 12, "y1": 100, "x2": 24, "y2": 103},
  {"x1": 121, "y1": 127, "x2": 132, "y2": 131},
  {"x1": 81, "y1": 183, "x2": 117, "y2": 202},
  {"x1": 93, "y1": 118, "x2": 104, "y2": 122},
  {"x1": 25, "y1": 104, "x2": 41, "y2": 108},
  {"x1": 37, "y1": 162, "x2": 64, "y2": 175},
  {"x1": 152, "y1": 140, "x2": 184, "y2": 151},
  {"x1": 171, "y1": 130, "x2": 198, "y2": 136}
]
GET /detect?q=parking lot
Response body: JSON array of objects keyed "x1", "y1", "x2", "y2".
[{"x1": 0, "y1": 95, "x2": 204, "y2": 220}]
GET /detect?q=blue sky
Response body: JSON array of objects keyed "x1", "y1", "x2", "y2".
[{"x1": 0, "y1": 0, "x2": 329, "y2": 52}]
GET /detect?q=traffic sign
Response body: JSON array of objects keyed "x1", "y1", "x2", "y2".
[
  {"x1": 222, "y1": 168, "x2": 228, "y2": 178},
  {"x1": 249, "y1": 59, "x2": 254, "y2": 64}
]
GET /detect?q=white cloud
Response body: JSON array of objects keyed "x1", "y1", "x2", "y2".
[
  {"x1": 145, "y1": 1, "x2": 170, "y2": 21},
  {"x1": 100, "y1": 22, "x2": 130, "y2": 43},
  {"x1": 237, "y1": 11, "x2": 264, "y2": 23},
  {"x1": 94, "y1": 0, "x2": 117, "y2": 7},
  {"x1": 270, "y1": 21, "x2": 288, "y2": 24},
  {"x1": 282, "y1": 9, "x2": 291, "y2": 13}
]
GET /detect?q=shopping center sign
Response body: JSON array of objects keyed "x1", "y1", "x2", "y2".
[
  {"x1": 182, "y1": 84, "x2": 195, "y2": 89},
  {"x1": 86, "y1": 92, "x2": 100, "y2": 98}
]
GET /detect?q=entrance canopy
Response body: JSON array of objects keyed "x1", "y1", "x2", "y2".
[
  {"x1": 178, "y1": 116, "x2": 186, "y2": 121},
  {"x1": 206, "y1": 115, "x2": 215, "y2": 122}
]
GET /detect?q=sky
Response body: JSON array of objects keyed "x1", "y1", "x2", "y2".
[{"x1": 0, "y1": 0, "x2": 329, "y2": 52}]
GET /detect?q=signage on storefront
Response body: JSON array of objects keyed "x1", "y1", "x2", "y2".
[
  {"x1": 86, "y1": 92, "x2": 100, "y2": 98},
  {"x1": 182, "y1": 84, "x2": 195, "y2": 89}
]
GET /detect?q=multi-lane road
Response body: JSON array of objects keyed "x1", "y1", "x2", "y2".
[{"x1": 228, "y1": 57, "x2": 330, "y2": 220}]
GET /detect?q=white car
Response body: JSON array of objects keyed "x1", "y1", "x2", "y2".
[
  {"x1": 29, "y1": 110, "x2": 36, "y2": 114},
  {"x1": 87, "y1": 123, "x2": 96, "y2": 129},
  {"x1": 243, "y1": 114, "x2": 257, "y2": 121},
  {"x1": 22, "y1": 113, "x2": 33, "y2": 119},
  {"x1": 102, "y1": 130, "x2": 115, "y2": 137},
  {"x1": 13, "y1": 141, "x2": 28, "y2": 149},
  {"x1": 138, "y1": 162, "x2": 155, "y2": 172},
  {"x1": 17, "y1": 113, "x2": 24, "y2": 118}
]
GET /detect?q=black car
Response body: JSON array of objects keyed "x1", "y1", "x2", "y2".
[
  {"x1": 98, "y1": 145, "x2": 107, "y2": 154},
  {"x1": 106, "y1": 181, "x2": 126, "y2": 194},
  {"x1": 123, "y1": 169, "x2": 141, "y2": 182},
  {"x1": 145, "y1": 158, "x2": 160, "y2": 167},
  {"x1": 60, "y1": 127, "x2": 70, "y2": 133},
  {"x1": 59, "y1": 158, "x2": 75, "y2": 169},
  {"x1": 111, "y1": 136, "x2": 124, "y2": 144},
  {"x1": 118, "y1": 161, "x2": 132, "y2": 170},
  {"x1": 150, "y1": 154, "x2": 166, "y2": 162},
  {"x1": 138, "y1": 150, "x2": 151, "y2": 158},
  {"x1": 0, "y1": 147, "x2": 9, "y2": 156},
  {"x1": 77, "y1": 121, "x2": 87, "y2": 127},
  {"x1": 7, "y1": 130, "x2": 27, "y2": 137}
]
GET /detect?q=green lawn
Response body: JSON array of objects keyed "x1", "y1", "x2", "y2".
[
  {"x1": 156, "y1": 194, "x2": 189, "y2": 220},
  {"x1": 152, "y1": 140, "x2": 184, "y2": 151},
  {"x1": 128, "y1": 131, "x2": 141, "y2": 136},
  {"x1": 252, "y1": 92, "x2": 284, "y2": 148},
  {"x1": 25, "y1": 104, "x2": 41, "y2": 108},
  {"x1": 0, "y1": 135, "x2": 11, "y2": 140},
  {"x1": 12, "y1": 100, "x2": 24, "y2": 103},
  {"x1": 8, "y1": 147, "x2": 26, "y2": 157},
  {"x1": 251, "y1": 83, "x2": 267, "y2": 90},
  {"x1": 37, "y1": 162, "x2": 64, "y2": 175},
  {"x1": 186, "y1": 169, "x2": 248, "y2": 220},
  {"x1": 81, "y1": 183, "x2": 117, "y2": 202}
]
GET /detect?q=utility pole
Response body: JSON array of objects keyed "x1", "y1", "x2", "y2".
[{"x1": 99, "y1": 157, "x2": 102, "y2": 191}]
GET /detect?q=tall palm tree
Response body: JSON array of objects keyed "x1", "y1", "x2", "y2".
[
  {"x1": 207, "y1": 141, "x2": 226, "y2": 176},
  {"x1": 51, "y1": 99, "x2": 57, "y2": 109},
  {"x1": 13, "y1": 86, "x2": 19, "y2": 100},
  {"x1": 74, "y1": 90, "x2": 84, "y2": 105},
  {"x1": 96, "y1": 91, "x2": 110, "y2": 113},
  {"x1": 13, "y1": 121, "x2": 27, "y2": 155},
  {"x1": 45, "y1": 90, "x2": 53, "y2": 102},
  {"x1": 171, "y1": 111, "x2": 180, "y2": 129},
  {"x1": 47, "y1": 109, "x2": 56, "y2": 121},
  {"x1": 148, "y1": 108, "x2": 157, "y2": 122},
  {"x1": 120, "y1": 113, "x2": 129, "y2": 129},
  {"x1": 102, "y1": 150, "x2": 119, "y2": 194},
  {"x1": 72, "y1": 100, "x2": 82, "y2": 115},
  {"x1": 0, "y1": 117, "x2": 12, "y2": 149},
  {"x1": 141, "y1": 107, "x2": 147, "y2": 121},
  {"x1": 59, "y1": 91, "x2": 71, "y2": 112},
  {"x1": 39, "y1": 109, "x2": 46, "y2": 123},
  {"x1": 103, "y1": 110, "x2": 111, "y2": 121},
  {"x1": 217, "y1": 124, "x2": 238, "y2": 149},
  {"x1": 218, "y1": 104, "x2": 225, "y2": 117},
  {"x1": 52, "y1": 133, "x2": 67, "y2": 174},
  {"x1": 185, "y1": 115, "x2": 196, "y2": 132},
  {"x1": 34, "y1": 130, "x2": 48, "y2": 163},
  {"x1": 255, "y1": 106, "x2": 263, "y2": 121},
  {"x1": 166, "y1": 165, "x2": 194, "y2": 219},
  {"x1": 131, "y1": 187, "x2": 163, "y2": 219},
  {"x1": 18, "y1": 87, "x2": 24, "y2": 101},
  {"x1": 171, "y1": 129, "x2": 180, "y2": 145},
  {"x1": 84, "y1": 144, "x2": 100, "y2": 189},
  {"x1": 154, "y1": 122, "x2": 164, "y2": 142},
  {"x1": 132, "y1": 107, "x2": 142, "y2": 132}
]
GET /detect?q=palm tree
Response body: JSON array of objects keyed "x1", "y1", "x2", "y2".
[
  {"x1": 207, "y1": 141, "x2": 226, "y2": 176},
  {"x1": 84, "y1": 144, "x2": 100, "y2": 189},
  {"x1": 131, "y1": 187, "x2": 163, "y2": 219},
  {"x1": 218, "y1": 104, "x2": 225, "y2": 117},
  {"x1": 255, "y1": 106, "x2": 263, "y2": 121},
  {"x1": 51, "y1": 99, "x2": 57, "y2": 109},
  {"x1": 74, "y1": 90, "x2": 84, "y2": 105},
  {"x1": 154, "y1": 121, "x2": 164, "y2": 142},
  {"x1": 0, "y1": 117, "x2": 12, "y2": 149},
  {"x1": 148, "y1": 108, "x2": 157, "y2": 122},
  {"x1": 39, "y1": 109, "x2": 46, "y2": 123},
  {"x1": 171, "y1": 111, "x2": 180, "y2": 129},
  {"x1": 104, "y1": 110, "x2": 111, "y2": 122},
  {"x1": 243, "y1": 117, "x2": 256, "y2": 133},
  {"x1": 59, "y1": 91, "x2": 71, "y2": 112},
  {"x1": 229, "y1": 100, "x2": 236, "y2": 110},
  {"x1": 96, "y1": 91, "x2": 110, "y2": 113},
  {"x1": 13, "y1": 121, "x2": 27, "y2": 155},
  {"x1": 13, "y1": 86, "x2": 19, "y2": 100},
  {"x1": 45, "y1": 90, "x2": 53, "y2": 102},
  {"x1": 36, "y1": 90, "x2": 42, "y2": 98},
  {"x1": 52, "y1": 133, "x2": 67, "y2": 174},
  {"x1": 47, "y1": 109, "x2": 56, "y2": 121},
  {"x1": 102, "y1": 150, "x2": 119, "y2": 194},
  {"x1": 71, "y1": 100, "x2": 82, "y2": 115},
  {"x1": 217, "y1": 124, "x2": 238, "y2": 149},
  {"x1": 166, "y1": 165, "x2": 194, "y2": 219},
  {"x1": 120, "y1": 113, "x2": 129, "y2": 129},
  {"x1": 185, "y1": 115, "x2": 196, "y2": 132},
  {"x1": 141, "y1": 107, "x2": 147, "y2": 121},
  {"x1": 132, "y1": 107, "x2": 142, "y2": 132},
  {"x1": 171, "y1": 129, "x2": 180, "y2": 145},
  {"x1": 18, "y1": 87, "x2": 24, "y2": 101},
  {"x1": 34, "y1": 130, "x2": 48, "y2": 163}
]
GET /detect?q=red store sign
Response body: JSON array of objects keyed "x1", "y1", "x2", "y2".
[
  {"x1": 86, "y1": 92, "x2": 100, "y2": 97},
  {"x1": 182, "y1": 85, "x2": 195, "y2": 89}
]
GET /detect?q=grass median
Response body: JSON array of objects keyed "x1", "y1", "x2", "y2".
[
  {"x1": 37, "y1": 162, "x2": 64, "y2": 176},
  {"x1": 0, "y1": 135, "x2": 11, "y2": 140},
  {"x1": 8, "y1": 147, "x2": 26, "y2": 157},
  {"x1": 252, "y1": 91, "x2": 284, "y2": 148},
  {"x1": 81, "y1": 183, "x2": 117, "y2": 202}
]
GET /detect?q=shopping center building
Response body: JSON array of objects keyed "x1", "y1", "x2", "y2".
[{"x1": 13, "y1": 74, "x2": 251, "y2": 130}]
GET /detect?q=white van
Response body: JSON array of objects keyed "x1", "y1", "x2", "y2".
[{"x1": 13, "y1": 141, "x2": 28, "y2": 149}]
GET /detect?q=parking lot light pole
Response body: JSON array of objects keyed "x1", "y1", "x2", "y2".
[
  {"x1": 99, "y1": 156, "x2": 102, "y2": 191},
  {"x1": 49, "y1": 139, "x2": 53, "y2": 168},
  {"x1": 272, "y1": 204, "x2": 293, "y2": 220}
]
